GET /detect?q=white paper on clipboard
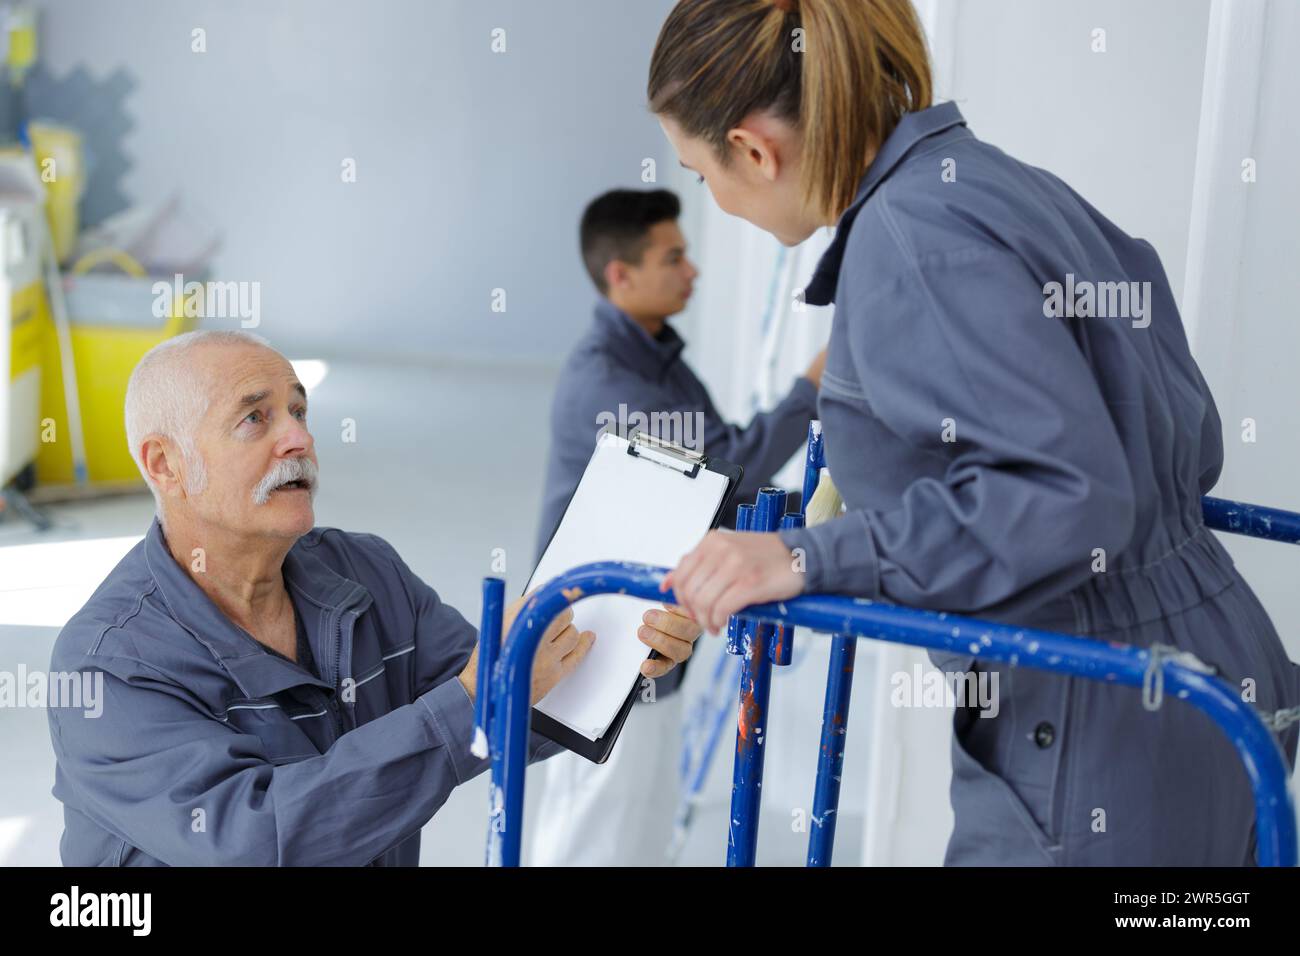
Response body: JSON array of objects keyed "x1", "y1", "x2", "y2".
[{"x1": 529, "y1": 432, "x2": 729, "y2": 740}]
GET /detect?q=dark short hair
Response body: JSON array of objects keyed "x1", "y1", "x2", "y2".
[{"x1": 580, "y1": 189, "x2": 682, "y2": 294}]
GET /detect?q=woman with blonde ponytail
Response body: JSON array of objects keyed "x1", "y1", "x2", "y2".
[{"x1": 653, "y1": 0, "x2": 1297, "y2": 866}]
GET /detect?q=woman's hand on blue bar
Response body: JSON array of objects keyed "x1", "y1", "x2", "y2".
[{"x1": 662, "y1": 530, "x2": 804, "y2": 634}]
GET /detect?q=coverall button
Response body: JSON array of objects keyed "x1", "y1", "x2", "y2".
[{"x1": 1033, "y1": 721, "x2": 1055, "y2": 748}]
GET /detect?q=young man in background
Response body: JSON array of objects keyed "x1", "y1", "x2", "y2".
[{"x1": 529, "y1": 189, "x2": 823, "y2": 865}]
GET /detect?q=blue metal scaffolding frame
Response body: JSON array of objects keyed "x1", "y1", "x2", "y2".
[{"x1": 475, "y1": 425, "x2": 1300, "y2": 867}]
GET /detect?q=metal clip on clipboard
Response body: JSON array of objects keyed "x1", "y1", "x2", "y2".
[{"x1": 625, "y1": 429, "x2": 704, "y2": 478}]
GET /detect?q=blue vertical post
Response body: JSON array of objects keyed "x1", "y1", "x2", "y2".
[
  {"x1": 807, "y1": 634, "x2": 857, "y2": 866},
  {"x1": 725, "y1": 503, "x2": 755, "y2": 656},
  {"x1": 476, "y1": 577, "x2": 505, "y2": 864},
  {"x1": 796, "y1": 417, "x2": 860, "y2": 864},
  {"x1": 727, "y1": 487, "x2": 786, "y2": 866},
  {"x1": 801, "y1": 421, "x2": 824, "y2": 513},
  {"x1": 770, "y1": 512, "x2": 803, "y2": 666},
  {"x1": 474, "y1": 577, "x2": 505, "y2": 757}
]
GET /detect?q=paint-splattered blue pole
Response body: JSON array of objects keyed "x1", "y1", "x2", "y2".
[
  {"x1": 474, "y1": 577, "x2": 504, "y2": 758},
  {"x1": 771, "y1": 512, "x2": 803, "y2": 667},
  {"x1": 801, "y1": 421, "x2": 824, "y2": 513},
  {"x1": 475, "y1": 577, "x2": 505, "y2": 864},
  {"x1": 807, "y1": 633, "x2": 857, "y2": 866},
  {"x1": 797, "y1": 419, "x2": 858, "y2": 864},
  {"x1": 725, "y1": 504, "x2": 755, "y2": 656},
  {"x1": 727, "y1": 487, "x2": 787, "y2": 867},
  {"x1": 1203, "y1": 496, "x2": 1300, "y2": 543}
]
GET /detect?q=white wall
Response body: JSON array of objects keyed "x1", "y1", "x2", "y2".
[
  {"x1": 1184, "y1": 0, "x2": 1300, "y2": 639},
  {"x1": 35, "y1": 0, "x2": 683, "y2": 364},
  {"x1": 944, "y1": 0, "x2": 1210, "y2": 302}
]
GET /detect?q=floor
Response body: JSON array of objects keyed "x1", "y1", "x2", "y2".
[{"x1": 0, "y1": 356, "x2": 870, "y2": 867}]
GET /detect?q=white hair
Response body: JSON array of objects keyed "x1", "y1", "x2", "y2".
[{"x1": 124, "y1": 329, "x2": 273, "y2": 514}]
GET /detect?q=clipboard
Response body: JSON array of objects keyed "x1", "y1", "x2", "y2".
[{"x1": 525, "y1": 429, "x2": 742, "y2": 764}]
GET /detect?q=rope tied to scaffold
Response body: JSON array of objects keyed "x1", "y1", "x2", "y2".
[
  {"x1": 1141, "y1": 642, "x2": 1300, "y2": 731},
  {"x1": 1261, "y1": 704, "x2": 1300, "y2": 732}
]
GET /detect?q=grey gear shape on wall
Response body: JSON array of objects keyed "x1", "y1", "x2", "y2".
[{"x1": 25, "y1": 63, "x2": 136, "y2": 230}]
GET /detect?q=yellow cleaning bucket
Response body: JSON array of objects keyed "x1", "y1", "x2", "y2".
[{"x1": 35, "y1": 250, "x2": 195, "y2": 488}]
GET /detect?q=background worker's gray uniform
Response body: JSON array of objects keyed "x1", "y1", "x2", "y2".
[
  {"x1": 48, "y1": 520, "x2": 558, "y2": 866},
  {"x1": 779, "y1": 102, "x2": 1300, "y2": 865},
  {"x1": 536, "y1": 298, "x2": 816, "y2": 698},
  {"x1": 537, "y1": 298, "x2": 817, "y2": 561},
  {"x1": 525, "y1": 299, "x2": 816, "y2": 866}
]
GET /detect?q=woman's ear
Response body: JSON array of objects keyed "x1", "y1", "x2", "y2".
[{"x1": 726, "y1": 120, "x2": 784, "y2": 183}]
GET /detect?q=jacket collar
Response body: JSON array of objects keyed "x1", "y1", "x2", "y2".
[
  {"x1": 804, "y1": 101, "x2": 968, "y2": 306},
  {"x1": 593, "y1": 297, "x2": 686, "y2": 381},
  {"x1": 143, "y1": 517, "x2": 370, "y2": 698}
]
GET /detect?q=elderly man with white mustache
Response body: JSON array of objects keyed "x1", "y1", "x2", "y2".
[{"x1": 46, "y1": 330, "x2": 702, "y2": 866}]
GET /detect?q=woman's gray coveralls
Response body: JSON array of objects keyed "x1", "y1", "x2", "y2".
[{"x1": 779, "y1": 102, "x2": 1300, "y2": 866}]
